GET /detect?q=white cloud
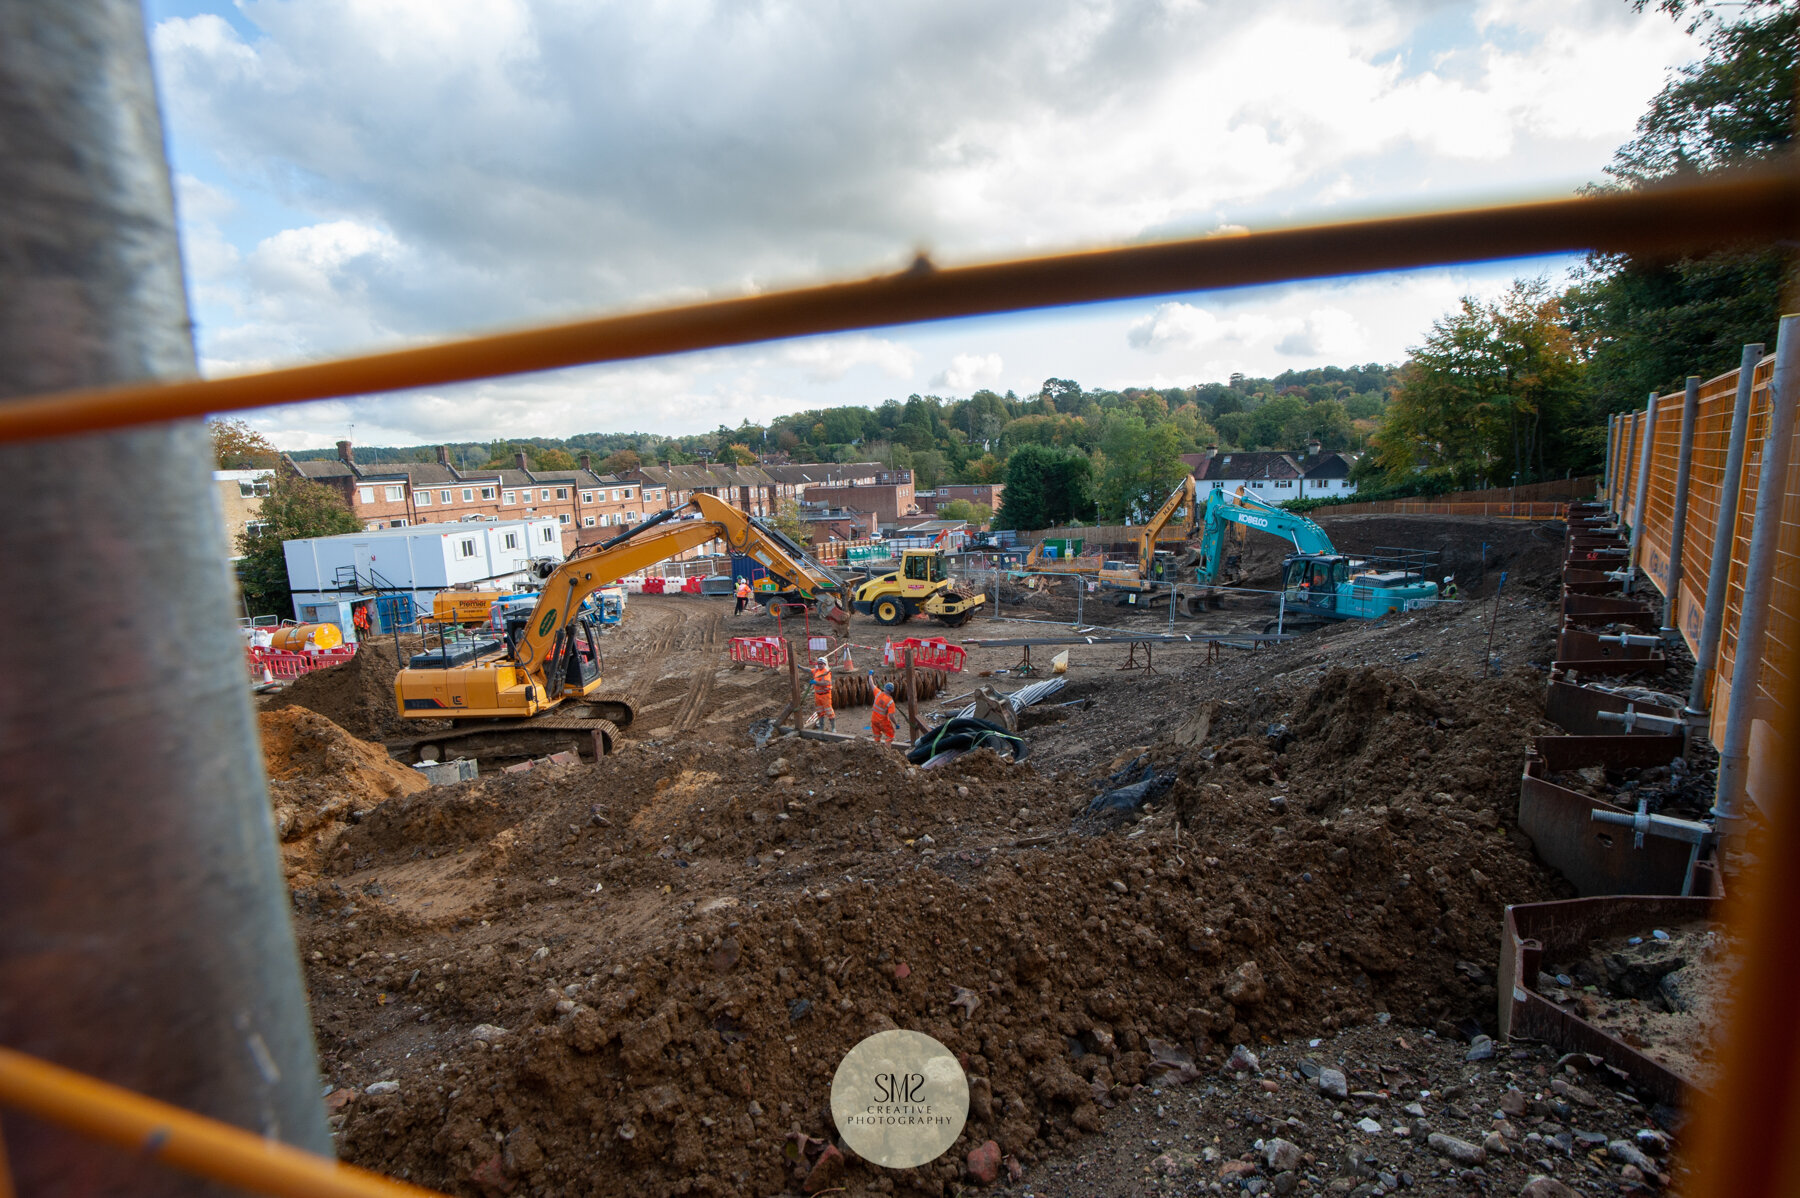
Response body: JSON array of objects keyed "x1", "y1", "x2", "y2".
[
  {"x1": 149, "y1": 0, "x2": 1705, "y2": 444},
  {"x1": 931, "y1": 352, "x2": 1005, "y2": 392}
]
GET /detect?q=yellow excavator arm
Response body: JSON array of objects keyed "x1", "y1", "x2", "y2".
[
  {"x1": 510, "y1": 492, "x2": 841, "y2": 683},
  {"x1": 1136, "y1": 474, "x2": 1197, "y2": 572}
]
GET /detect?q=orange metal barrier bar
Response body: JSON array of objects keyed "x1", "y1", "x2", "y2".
[
  {"x1": 0, "y1": 1047, "x2": 448, "y2": 1198},
  {"x1": 0, "y1": 163, "x2": 1795, "y2": 445}
]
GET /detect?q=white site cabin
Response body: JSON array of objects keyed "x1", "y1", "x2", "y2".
[{"x1": 284, "y1": 518, "x2": 565, "y2": 630}]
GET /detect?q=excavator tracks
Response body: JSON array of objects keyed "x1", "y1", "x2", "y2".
[{"x1": 395, "y1": 717, "x2": 622, "y2": 767}]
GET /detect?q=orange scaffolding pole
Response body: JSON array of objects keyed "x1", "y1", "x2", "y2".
[
  {"x1": 0, "y1": 162, "x2": 1793, "y2": 446},
  {"x1": 0, "y1": 1047, "x2": 448, "y2": 1198}
]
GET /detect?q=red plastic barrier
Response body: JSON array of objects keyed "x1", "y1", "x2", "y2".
[
  {"x1": 640, "y1": 577, "x2": 666, "y2": 594},
  {"x1": 882, "y1": 637, "x2": 966, "y2": 673},
  {"x1": 681, "y1": 576, "x2": 703, "y2": 594},
  {"x1": 247, "y1": 643, "x2": 357, "y2": 681},
  {"x1": 728, "y1": 636, "x2": 789, "y2": 670}
]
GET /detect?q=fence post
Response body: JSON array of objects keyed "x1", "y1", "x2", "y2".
[
  {"x1": 1660, "y1": 376, "x2": 1702, "y2": 638},
  {"x1": 1626, "y1": 390, "x2": 1660, "y2": 593},
  {"x1": 1716, "y1": 315, "x2": 1799, "y2": 842},
  {"x1": 1687, "y1": 344, "x2": 1764, "y2": 720},
  {"x1": 1605, "y1": 415, "x2": 1620, "y2": 507}
]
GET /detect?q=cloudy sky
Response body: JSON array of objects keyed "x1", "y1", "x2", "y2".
[{"x1": 144, "y1": 0, "x2": 1703, "y2": 450}]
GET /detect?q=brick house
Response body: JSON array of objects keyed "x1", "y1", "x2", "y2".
[
  {"x1": 626, "y1": 462, "x2": 779, "y2": 519},
  {"x1": 800, "y1": 470, "x2": 917, "y2": 532},
  {"x1": 286, "y1": 442, "x2": 663, "y2": 554}
]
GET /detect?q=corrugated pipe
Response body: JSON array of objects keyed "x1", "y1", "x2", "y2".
[
  {"x1": 1716, "y1": 315, "x2": 1800, "y2": 832},
  {"x1": 1660, "y1": 377, "x2": 1701, "y2": 638},
  {"x1": 1626, "y1": 390, "x2": 1659, "y2": 593},
  {"x1": 1687, "y1": 344, "x2": 1764, "y2": 719}
]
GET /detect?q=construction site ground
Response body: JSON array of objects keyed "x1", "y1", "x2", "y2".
[{"x1": 259, "y1": 514, "x2": 1689, "y2": 1197}]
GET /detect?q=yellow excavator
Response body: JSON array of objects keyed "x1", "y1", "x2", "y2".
[{"x1": 391, "y1": 493, "x2": 843, "y2": 763}]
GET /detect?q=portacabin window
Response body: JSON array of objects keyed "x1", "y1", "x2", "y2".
[
  {"x1": 503, "y1": 532, "x2": 519, "y2": 550},
  {"x1": 457, "y1": 537, "x2": 476, "y2": 558},
  {"x1": 541, "y1": 526, "x2": 555, "y2": 543}
]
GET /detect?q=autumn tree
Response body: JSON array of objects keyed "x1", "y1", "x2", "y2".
[
  {"x1": 1367, "y1": 280, "x2": 1586, "y2": 489},
  {"x1": 210, "y1": 418, "x2": 278, "y2": 468},
  {"x1": 236, "y1": 472, "x2": 364, "y2": 617},
  {"x1": 602, "y1": 448, "x2": 642, "y2": 474}
]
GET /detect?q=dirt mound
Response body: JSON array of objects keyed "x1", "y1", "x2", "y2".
[
  {"x1": 264, "y1": 641, "x2": 427, "y2": 741},
  {"x1": 294, "y1": 657, "x2": 1572, "y2": 1198},
  {"x1": 259, "y1": 708, "x2": 427, "y2": 882}
]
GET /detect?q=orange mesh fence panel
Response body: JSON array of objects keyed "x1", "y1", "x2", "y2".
[
  {"x1": 1637, "y1": 389, "x2": 1685, "y2": 594},
  {"x1": 1671, "y1": 368, "x2": 1750, "y2": 652},
  {"x1": 1707, "y1": 355, "x2": 1794, "y2": 812},
  {"x1": 1618, "y1": 411, "x2": 1642, "y2": 530}
]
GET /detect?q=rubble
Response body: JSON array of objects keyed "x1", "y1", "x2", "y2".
[{"x1": 258, "y1": 517, "x2": 1680, "y2": 1197}]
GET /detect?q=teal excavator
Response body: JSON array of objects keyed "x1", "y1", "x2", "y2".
[{"x1": 1192, "y1": 486, "x2": 1439, "y2": 631}]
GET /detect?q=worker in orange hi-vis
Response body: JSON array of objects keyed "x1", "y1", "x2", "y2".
[
  {"x1": 868, "y1": 675, "x2": 899, "y2": 744},
  {"x1": 734, "y1": 576, "x2": 752, "y2": 615},
  {"x1": 810, "y1": 657, "x2": 836, "y2": 732}
]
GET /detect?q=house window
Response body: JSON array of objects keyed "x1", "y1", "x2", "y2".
[
  {"x1": 555, "y1": 487, "x2": 568, "y2": 500},
  {"x1": 540, "y1": 489, "x2": 552, "y2": 501},
  {"x1": 581, "y1": 491, "x2": 594, "y2": 503},
  {"x1": 243, "y1": 521, "x2": 271, "y2": 538},
  {"x1": 390, "y1": 519, "x2": 408, "y2": 527},
  {"x1": 415, "y1": 489, "x2": 432, "y2": 504},
  {"x1": 558, "y1": 513, "x2": 571, "y2": 525},
  {"x1": 540, "y1": 526, "x2": 556, "y2": 543},
  {"x1": 481, "y1": 486, "x2": 496, "y2": 499},
  {"x1": 462, "y1": 488, "x2": 474, "y2": 502},
  {"x1": 503, "y1": 532, "x2": 519, "y2": 550},
  {"x1": 625, "y1": 511, "x2": 637, "y2": 521},
  {"x1": 456, "y1": 537, "x2": 477, "y2": 559},
  {"x1": 621, "y1": 488, "x2": 633, "y2": 500},
  {"x1": 384, "y1": 484, "x2": 404, "y2": 501},
  {"x1": 433, "y1": 489, "x2": 446, "y2": 503},
  {"x1": 237, "y1": 480, "x2": 271, "y2": 498},
  {"x1": 503, "y1": 490, "x2": 516, "y2": 504},
  {"x1": 582, "y1": 516, "x2": 595, "y2": 527},
  {"x1": 358, "y1": 487, "x2": 374, "y2": 504}
]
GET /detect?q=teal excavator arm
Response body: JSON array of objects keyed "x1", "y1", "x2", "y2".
[{"x1": 1193, "y1": 485, "x2": 1336, "y2": 584}]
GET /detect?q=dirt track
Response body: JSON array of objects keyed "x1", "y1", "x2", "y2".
[{"x1": 257, "y1": 515, "x2": 1682, "y2": 1197}]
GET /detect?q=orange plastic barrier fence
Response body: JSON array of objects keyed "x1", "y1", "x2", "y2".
[{"x1": 1607, "y1": 352, "x2": 1789, "y2": 811}]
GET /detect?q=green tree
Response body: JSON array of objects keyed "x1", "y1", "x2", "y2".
[
  {"x1": 1565, "y1": 1, "x2": 1795, "y2": 411},
  {"x1": 1093, "y1": 412, "x2": 1185, "y2": 523},
  {"x1": 533, "y1": 447, "x2": 577, "y2": 470},
  {"x1": 771, "y1": 497, "x2": 812, "y2": 546},
  {"x1": 995, "y1": 445, "x2": 1094, "y2": 530},
  {"x1": 911, "y1": 449, "x2": 946, "y2": 491},
  {"x1": 236, "y1": 472, "x2": 364, "y2": 617},
  {"x1": 210, "y1": 418, "x2": 278, "y2": 468}
]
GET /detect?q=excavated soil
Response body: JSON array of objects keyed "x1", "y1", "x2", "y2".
[
  {"x1": 265, "y1": 638, "x2": 448, "y2": 741},
  {"x1": 258, "y1": 515, "x2": 1639, "y2": 1197},
  {"x1": 260, "y1": 708, "x2": 428, "y2": 884}
]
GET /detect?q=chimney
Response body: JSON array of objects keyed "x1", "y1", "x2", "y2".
[
  {"x1": 1305, "y1": 438, "x2": 1322, "y2": 457},
  {"x1": 336, "y1": 439, "x2": 353, "y2": 465},
  {"x1": 1201, "y1": 444, "x2": 1217, "y2": 460},
  {"x1": 436, "y1": 445, "x2": 449, "y2": 466},
  {"x1": 660, "y1": 459, "x2": 671, "y2": 470},
  {"x1": 579, "y1": 452, "x2": 591, "y2": 472},
  {"x1": 515, "y1": 451, "x2": 529, "y2": 472}
]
